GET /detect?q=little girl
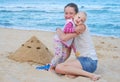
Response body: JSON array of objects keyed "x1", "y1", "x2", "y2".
[
  {"x1": 49, "y1": 3, "x2": 79, "y2": 70},
  {"x1": 50, "y1": 18, "x2": 75, "y2": 68}
]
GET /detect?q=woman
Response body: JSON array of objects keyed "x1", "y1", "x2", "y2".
[{"x1": 54, "y1": 3, "x2": 101, "y2": 81}]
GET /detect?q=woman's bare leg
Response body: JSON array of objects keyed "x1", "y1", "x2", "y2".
[
  {"x1": 62, "y1": 47, "x2": 79, "y2": 78},
  {"x1": 61, "y1": 59, "x2": 83, "y2": 78},
  {"x1": 55, "y1": 59, "x2": 101, "y2": 81},
  {"x1": 65, "y1": 74, "x2": 78, "y2": 78}
]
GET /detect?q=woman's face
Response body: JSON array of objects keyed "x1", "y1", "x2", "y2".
[{"x1": 64, "y1": 6, "x2": 76, "y2": 20}]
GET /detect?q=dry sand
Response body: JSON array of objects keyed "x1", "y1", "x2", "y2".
[{"x1": 0, "y1": 27, "x2": 120, "y2": 82}]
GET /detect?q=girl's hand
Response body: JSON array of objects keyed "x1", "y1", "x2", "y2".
[{"x1": 75, "y1": 24, "x2": 86, "y2": 34}]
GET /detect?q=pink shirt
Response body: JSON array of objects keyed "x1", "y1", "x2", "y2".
[{"x1": 63, "y1": 19, "x2": 75, "y2": 33}]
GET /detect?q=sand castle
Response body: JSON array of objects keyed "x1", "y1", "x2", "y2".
[{"x1": 8, "y1": 36, "x2": 53, "y2": 65}]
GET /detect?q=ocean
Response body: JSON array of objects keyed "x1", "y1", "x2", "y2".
[{"x1": 0, "y1": 0, "x2": 120, "y2": 38}]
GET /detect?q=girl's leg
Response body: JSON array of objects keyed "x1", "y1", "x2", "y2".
[
  {"x1": 51, "y1": 36, "x2": 71, "y2": 67},
  {"x1": 55, "y1": 59, "x2": 101, "y2": 81},
  {"x1": 50, "y1": 37, "x2": 63, "y2": 67},
  {"x1": 54, "y1": 40, "x2": 62, "y2": 57}
]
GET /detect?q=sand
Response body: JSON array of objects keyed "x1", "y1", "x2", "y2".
[{"x1": 0, "y1": 27, "x2": 120, "y2": 82}]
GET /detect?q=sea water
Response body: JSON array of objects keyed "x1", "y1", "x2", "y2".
[{"x1": 0, "y1": 0, "x2": 120, "y2": 38}]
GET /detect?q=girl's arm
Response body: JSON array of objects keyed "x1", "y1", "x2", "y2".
[
  {"x1": 75, "y1": 24, "x2": 86, "y2": 34},
  {"x1": 56, "y1": 25, "x2": 86, "y2": 42},
  {"x1": 56, "y1": 28, "x2": 77, "y2": 42}
]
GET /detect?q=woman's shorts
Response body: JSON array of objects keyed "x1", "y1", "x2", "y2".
[{"x1": 77, "y1": 57, "x2": 98, "y2": 73}]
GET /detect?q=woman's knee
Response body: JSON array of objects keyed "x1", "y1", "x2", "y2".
[{"x1": 55, "y1": 64, "x2": 64, "y2": 74}]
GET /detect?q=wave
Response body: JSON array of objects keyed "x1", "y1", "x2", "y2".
[
  {"x1": 105, "y1": 3, "x2": 120, "y2": 6},
  {"x1": 0, "y1": 4, "x2": 64, "y2": 10},
  {"x1": 1, "y1": 6, "x2": 119, "y2": 14},
  {"x1": 88, "y1": 23, "x2": 120, "y2": 38},
  {"x1": 80, "y1": 5, "x2": 104, "y2": 10},
  {"x1": 0, "y1": 5, "x2": 64, "y2": 13},
  {"x1": 88, "y1": 23, "x2": 120, "y2": 29},
  {"x1": 0, "y1": 10, "x2": 63, "y2": 14},
  {"x1": 1, "y1": 3, "x2": 120, "y2": 13},
  {"x1": 86, "y1": 9, "x2": 112, "y2": 14},
  {"x1": 0, "y1": 22, "x2": 13, "y2": 26},
  {"x1": 79, "y1": 4, "x2": 120, "y2": 10}
]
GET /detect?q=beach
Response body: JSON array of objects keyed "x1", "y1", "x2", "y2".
[{"x1": 0, "y1": 27, "x2": 120, "y2": 82}]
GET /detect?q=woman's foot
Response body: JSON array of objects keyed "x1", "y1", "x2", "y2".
[{"x1": 91, "y1": 74, "x2": 101, "y2": 81}]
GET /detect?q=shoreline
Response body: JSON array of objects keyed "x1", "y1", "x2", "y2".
[
  {"x1": 0, "y1": 27, "x2": 119, "y2": 39},
  {"x1": 0, "y1": 27, "x2": 120, "y2": 82}
]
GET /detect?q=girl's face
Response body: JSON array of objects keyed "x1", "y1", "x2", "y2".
[
  {"x1": 74, "y1": 12, "x2": 86, "y2": 26},
  {"x1": 64, "y1": 6, "x2": 76, "y2": 20}
]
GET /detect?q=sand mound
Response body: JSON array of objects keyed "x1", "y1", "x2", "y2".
[{"x1": 8, "y1": 36, "x2": 53, "y2": 65}]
